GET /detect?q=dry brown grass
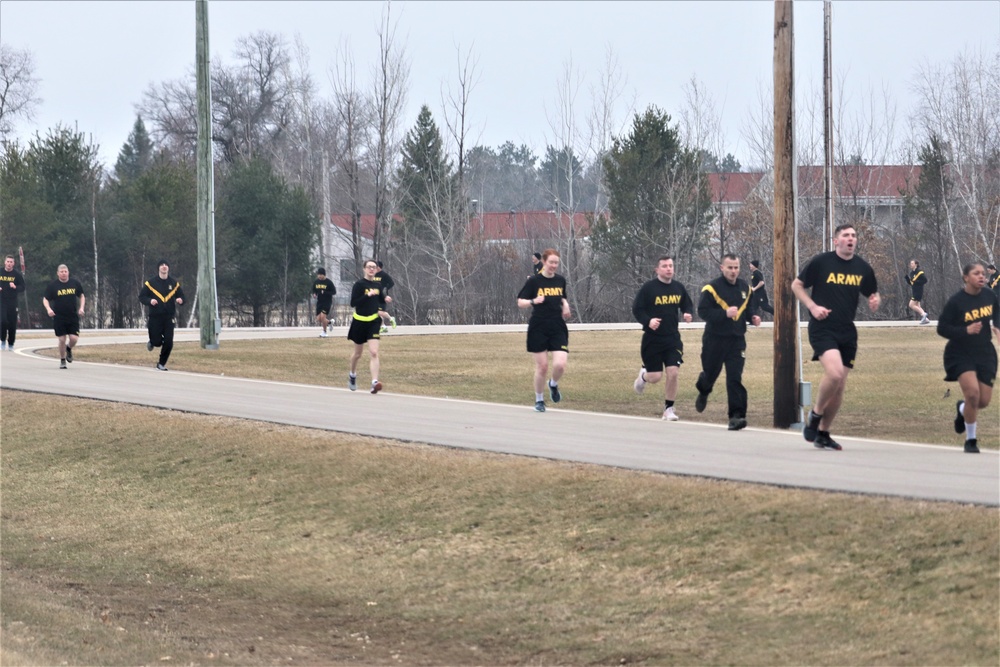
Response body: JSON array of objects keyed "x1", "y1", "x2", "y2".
[{"x1": 2, "y1": 390, "x2": 998, "y2": 666}]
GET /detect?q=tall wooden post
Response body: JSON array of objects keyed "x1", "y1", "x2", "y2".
[
  {"x1": 196, "y1": 0, "x2": 219, "y2": 349},
  {"x1": 772, "y1": 0, "x2": 799, "y2": 428}
]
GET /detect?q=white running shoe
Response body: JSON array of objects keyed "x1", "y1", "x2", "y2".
[
  {"x1": 319, "y1": 331, "x2": 328, "y2": 337},
  {"x1": 633, "y1": 368, "x2": 646, "y2": 395},
  {"x1": 663, "y1": 407, "x2": 679, "y2": 421},
  {"x1": 919, "y1": 314, "x2": 930, "y2": 325}
]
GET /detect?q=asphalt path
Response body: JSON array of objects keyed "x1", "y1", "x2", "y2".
[{"x1": 2, "y1": 324, "x2": 997, "y2": 506}]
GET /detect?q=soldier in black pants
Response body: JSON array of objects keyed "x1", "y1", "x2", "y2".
[
  {"x1": 749, "y1": 259, "x2": 774, "y2": 316},
  {"x1": 694, "y1": 254, "x2": 760, "y2": 431},
  {"x1": 139, "y1": 260, "x2": 185, "y2": 371},
  {"x1": 0, "y1": 255, "x2": 25, "y2": 350}
]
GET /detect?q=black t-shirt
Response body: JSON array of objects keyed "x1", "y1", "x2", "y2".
[
  {"x1": 517, "y1": 273, "x2": 568, "y2": 323},
  {"x1": 312, "y1": 278, "x2": 336, "y2": 306},
  {"x1": 936, "y1": 288, "x2": 1000, "y2": 356},
  {"x1": 350, "y1": 278, "x2": 382, "y2": 318},
  {"x1": 44, "y1": 278, "x2": 86, "y2": 317},
  {"x1": 798, "y1": 252, "x2": 878, "y2": 329},
  {"x1": 632, "y1": 278, "x2": 693, "y2": 338},
  {"x1": 0, "y1": 268, "x2": 25, "y2": 304}
]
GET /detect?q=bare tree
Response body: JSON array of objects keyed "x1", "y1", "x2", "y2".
[{"x1": 0, "y1": 44, "x2": 41, "y2": 138}]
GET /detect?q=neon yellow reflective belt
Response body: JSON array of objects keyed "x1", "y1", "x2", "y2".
[{"x1": 352, "y1": 312, "x2": 379, "y2": 322}]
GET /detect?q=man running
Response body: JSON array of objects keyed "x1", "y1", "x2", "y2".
[
  {"x1": 749, "y1": 260, "x2": 774, "y2": 317},
  {"x1": 139, "y1": 259, "x2": 185, "y2": 370},
  {"x1": 312, "y1": 268, "x2": 336, "y2": 337},
  {"x1": 42, "y1": 264, "x2": 86, "y2": 369},
  {"x1": 0, "y1": 255, "x2": 25, "y2": 350},
  {"x1": 632, "y1": 256, "x2": 694, "y2": 421},
  {"x1": 694, "y1": 254, "x2": 760, "y2": 431},
  {"x1": 792, "y1": 223, "x2": 880, "y2": 451},
  {"x1": 347, "y1": 259, "x2": 384, "y2": 394},
  {"x1": 906, "y1": 259, "x2": 930, "y2": 324}
]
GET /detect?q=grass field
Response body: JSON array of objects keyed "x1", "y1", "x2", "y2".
[{"x1": 5, "y1": 326, "x2": 998, "y2": 665}]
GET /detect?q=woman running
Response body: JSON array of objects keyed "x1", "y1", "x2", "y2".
[{"x1": 516, "y1": 248, "x2": 571, "y2": 412}]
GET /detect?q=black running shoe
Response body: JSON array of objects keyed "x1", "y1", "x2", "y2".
[
  {"x1": 814, "y1": 432, "x2": 842, "y2": 451},
  {"x1": 534, "y1": 400, "x2": 546, "y2": 413},
  {"x1": 156, "y1": 363, "x2": 168, "y2": 371},
  {"x1": 803, "y1": 410, "x2": 822, "y2": 442},
  {"x1": 65, "y1": 347, "x2": 73, "y2": 363},
  {"x1": 147, "y1": 341, "x2": 155, "y2": 351},
  {"x1": 964, "y1": 438, "x2": 979, "y2": 454},
  {"x1": 954, "y1": 400, "x2": 966, "y2": 434},
  {"x1": 60, "y1": 359, "x2": 67, "y2": 369},
  {"x1": 695, "y1": 392, "x2": 708, "y2": 413},
  {"x1": 728, "y1": 417, "x2": 748, "y2": 431},
  {"x1": 549, "y1": 383, "x2": 561, "y2": 404}
]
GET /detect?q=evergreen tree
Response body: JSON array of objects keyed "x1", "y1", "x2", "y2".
[
  {"x1": 396, "y1": 105, "x2": 453, "y2": 232},
  {"x1": 114, "y1": 116, "x2": 155, "y2": 183}
]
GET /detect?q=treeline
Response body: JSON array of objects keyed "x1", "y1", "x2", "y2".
[{"x1": 0, "y1": 28, "x2": 996, "y2": 328}]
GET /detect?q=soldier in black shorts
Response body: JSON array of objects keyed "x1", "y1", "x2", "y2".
[
  {"x1": 792, "y1": 223, "x2": 880, "y2": 450},
  {"x1": 347, "y1": 259, "x2": 384, "y2": 394},
  {"x1": 312, "y1": 268, "x2": 336, "y2": 337},
  {"x1": 632, "y1": 256, "x2": 694, "y2": 421},
  {"x1": 936, "y1": 262, "x2": 1000, "y2": 453},
  {"x1": 906, "y1": 259, "x2": 930, "y2": 324},
  {"x1": 42, "y1": 264, "x2": 86, "y2": 369},
  {"x1": 749, "y1": 260, "x2": 774, "y2": 317},
  {"x1": 517, "y1": 248, "x2": 571, "y2": 412}
]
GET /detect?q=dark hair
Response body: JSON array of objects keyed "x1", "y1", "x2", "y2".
[
  {"x1": 962, "y1": 262, "x2": 984, "y2": 277},
  {"x1": 834, "y1": 223, "x2": 856, "y2": 235},
  {"x1": 532, "y1": 252, "x2": 542, "y2": 261},
  {"x1": 722, "y1": 253, "x2": 739, "y2": 262},
  {"x1": 656, "y1": 255, "x2": 674, "y2": 264},
  {"x1": 376, "y1": 260, "x2": 384, "y2": 269},
  {"x1": 750, "y1": 259, "x2": 760, "y2": 269},
  {"x1": 987, "y1": 264, "x2": 997, "y2": 271},
  {"x1": 317, "y1": 268, "x2": 326, "y2": 275},
  {"x1": 909, "y1": 259, "x2": 920, "y2": 268},
  {"x1": 157, "y1": 259, "x2": 169, "y2": 268}
]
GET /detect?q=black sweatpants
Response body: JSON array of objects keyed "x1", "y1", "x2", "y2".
[
  {"x1": 1, "y1": 301, "x2": 18, "y2": 345},
  {"x1": 148, "y1": 315, "x2": 176, "y2": 365},
  {"x1": 696, "y1": 334, "x2": 748, "y2": 419}
]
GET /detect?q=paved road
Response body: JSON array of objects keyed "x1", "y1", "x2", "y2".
[{"x1": 2, "y1": 325, "x2": 996, "y2": 506}]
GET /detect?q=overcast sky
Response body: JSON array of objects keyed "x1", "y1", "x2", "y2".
[{"x1": 2, "y1": 0, "x2": 998, "y2": 170}]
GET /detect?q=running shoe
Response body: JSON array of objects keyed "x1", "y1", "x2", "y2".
[
  {"x1": 65, "y1": 347, "x2": 73, "y2": 363},
  {"x1": 728, "y1": 417, "x2": 747, "y2": 431},
  {"x1": 964, "y1": 438, "x2": 980, "y2": 454},
  {"x1": 549, "y1": 382, "x2": 561, "y2": 404},
  {"x1": 919, "y1": 314, "x2": 930, "y2": 325},
  {"x1": 663, "y1": 407, "x2": 679, "y2": 421},
  {"x1": 390, "y1": 316, "x2": 397, "y2": 329},
  {"x1": 147, "y1": 340, "x2": 154, "y2": 351},
  {"x1": 1, "y1": 342, "x2": 6, "y2": 350},
  {"x1": 319, "y1": 332, "x2": 328, "y2": 338},
  {"x1": 60, "y1": 359, "x2": 67, "y2": 369},
  {"x1": 633, "y1": 368, "x2": 646, "y2": 395},
  {"x1": 534, "y1": 400, "x2": 546, "y2": 412},
  {"x1": 802, "y1": 410, "x2": 822, "y2": 442},
  {"x1": 348, "y1": 374, "x2": 357, "y2": 391},
  {"x1": 380, "y1": 325, "x2": 389, "y2": 334},
  {"x1": 156, "y1": 363, "x2": 168, "y2": 371},
  {"x1": 814, "y1": 432, "x2": 842, "y2": 451},
  {"x1": 954, "y1": 400, "x2": 965, "y2": 434},
  {"x1": 695, "y1": 392, "x2": 708, "y2": 413},
  {"x1": 371, "y1": 381, "x2": 382, "y2": 394}
]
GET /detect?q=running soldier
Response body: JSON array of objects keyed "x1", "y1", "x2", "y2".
[
  {"x1": 347, "y1": 259, "x2": 384, "y2": 394},
  {"x1": 906, "y1": 259, "x2": 930, "y2": 324},
  {"x1": 632, "y1": 256, "x2": 694, "y2": 421},
  {"x1": 694, "y1": 254, "x2": 760, "y2": 431},
  {"x1": 42, "y1": 264, "x2": 86, "y2": 369},
  {"x1": 936, "y1": 262, "x2": 1000, "y2": 453},
  {"x1": 749, "y1": 260, "x2": 774, "y2": 317},
  {"x1": 792, "y1": 223, "x2": 880, "y2": 450},
  {"x1": 0, "y1": 255, "x2": 25, "y2": 350},
  {"x1": 312, "y1": 268, "x2": 336, "y2": 337},
  {"x1": 139, "y1": 260, "x2": 185, "y2": 370},
  {"x1": 374, "y1": 260, "x2": 397, "y2": 333},
  {"x1": 517, "y1": 248, "x2": 571, "y2": 412}
]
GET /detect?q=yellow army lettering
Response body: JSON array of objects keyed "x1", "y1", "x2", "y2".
[
  {"x1": 56, "y1": 288, "x2": 78, "y2": 297},
  {"x1": 825, "y1": 273, "x2": 863, "y2": 286},
  {"x1": 655, "y1": 294, "x2": 683, "y2": 305},
  {"x1": 0, "y1": 276, "x2": 15, "y2": 283},
  {"x1": 536, "y1": 287, "x2": 564, "y2": 297},
  {"x1": 965, "y1": 304, "x2": 994, "y2": 322}
]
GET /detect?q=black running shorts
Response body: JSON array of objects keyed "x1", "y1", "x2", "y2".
[
  {"x1": 526, "y1": 318, "x2": 569, "y2": 353},
  {"x1": 52, "y1": 314, "x2": 80, "y2": 337},
  {"x1": 944, "y1": 346, "x2": 997, "y2": 386},
  {"x1": 347, "y1": 317, "x2": 380, "y2": 344},
  {"x1": 808, "y1": 322, "x2": 858, "y2": 369},
  {"x1": 640, "y1": 334, "x2": 684, "y2": 372}
]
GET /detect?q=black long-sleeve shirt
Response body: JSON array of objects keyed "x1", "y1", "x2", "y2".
[{"x1": 697, "y1": 275, "x2": 756, "y2": 338}]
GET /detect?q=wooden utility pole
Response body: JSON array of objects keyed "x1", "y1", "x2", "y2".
[
  {"x1": 772, "y1": 0, "x2": 799, "y2": 428},
  {"x1": 196, "y1": 0, "x2": 219, "y2": 349},
  {"x1": 823, "y1": 0, "x2": 834, "y2": 251}
]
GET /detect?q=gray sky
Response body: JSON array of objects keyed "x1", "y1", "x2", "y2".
[{"x1": 2, "y1": 0, "x2": 998, "y2": 169}]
